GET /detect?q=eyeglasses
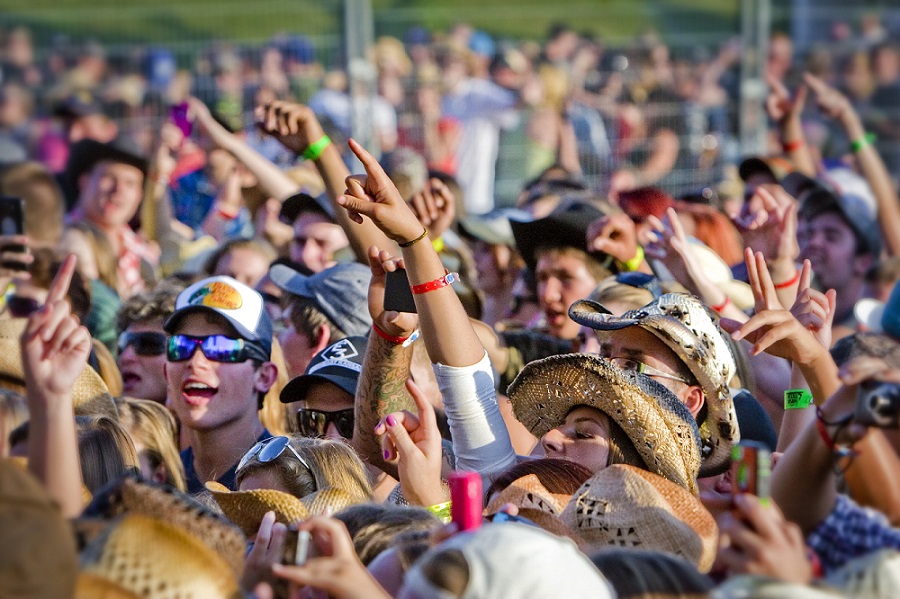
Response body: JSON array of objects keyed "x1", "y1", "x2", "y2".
[
  {"x1": 237, "y1": 436, "x2": 314, "y2": 481},
  {"x1": 607, "y1": 356, "x2": 691, "y2": 385},
  {"x1": 6, "y1": 295, "x2": 40, "y2": 318},
  {"x1": 296, "y1": 408, "x2": 355, "y2": 439},
  {"x1": 167, "y1": 334, "x2": 254, "y2": 363},
  {"x1": 118, "y1": 331, "x2": 167, "y2": 356}
]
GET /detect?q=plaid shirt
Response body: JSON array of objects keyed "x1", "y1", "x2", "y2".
[{"x1": 807, "y1": 494, "x2": 900, "y2": 573}]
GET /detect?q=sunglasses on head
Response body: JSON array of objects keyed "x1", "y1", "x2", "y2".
[
  {"x1": 167, "y1": 334, "x2": 257, "y2": 363},
  {"x1": 296, "y1": 408, "x2": 355, "y2": 439},
  {"x1": 6, "y1": 295, "x2": 40, "y2": 318},
  {"x1": 237, "y1": 436, "x2": 314, "y2": 481},
  {"x1": 118, "y1": 331, "x2": 167, "y2": 356}
]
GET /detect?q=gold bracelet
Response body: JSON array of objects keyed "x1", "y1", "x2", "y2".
[{"x1": 399, "y1": 228, "x2": 428, "y2": 248}]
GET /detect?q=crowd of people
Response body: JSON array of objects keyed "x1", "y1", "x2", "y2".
[{"x1": 1, "y1": 13, "x2": 900, "y2": 599}]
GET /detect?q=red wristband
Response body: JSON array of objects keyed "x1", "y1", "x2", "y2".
[
  {"x1": 815, "y1": 417, "x2": 836, "y2": 450},
  {"x1": 710, "y1": 296, "x2": 730, "y2": 313},
  {"x1": 782, "y1": 139, "x2": 804, "y2": 152},
  {"x1": 372, "y1": 323, "x2": 409, "y2": 345},
  {"x1": 411, "y1": 272, "x2": 459, "y2": 295},
  {"x1": 773, "y1": 268, "x2": 800, "y2": 290}
]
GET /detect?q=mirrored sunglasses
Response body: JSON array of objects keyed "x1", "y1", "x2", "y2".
[
  {"x1": 6, "y1": 295, "x2": 40, "y2": 318},
  {"x1": 166, "y1": 334, "x2": 252, "y2": 363},
  {"x1": 237, "y1": 435, "x2": 314, "y2": 480}
]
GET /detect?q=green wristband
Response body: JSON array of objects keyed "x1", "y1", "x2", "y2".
[
  {"x1": 784, "y1": 389, "x2": 813, "y2": 410},
  {"x1": 850, "y1": 133, "x2": 876, "y2": 153},
  {"x1": 425, "y1": 500, "x2": 452, "y2": 524},
  {"x1": 302, "y1": 135, "x2": 332, "y2": 161}
]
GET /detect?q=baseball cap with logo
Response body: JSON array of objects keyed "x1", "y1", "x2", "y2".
[
  {"x1": 164, "y1": 276, "x2": 273, "y2": 358},
  {"x1": 280, "y1": 336, "x2": 368, "y2": 403}
]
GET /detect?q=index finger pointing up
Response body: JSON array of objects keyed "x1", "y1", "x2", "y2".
[
  {"x1": 47, "y1": 254, "x2": 77, "y2": 304},
  {"x1": 348, "y1": 138, "x2": 391, "y2": 186}
]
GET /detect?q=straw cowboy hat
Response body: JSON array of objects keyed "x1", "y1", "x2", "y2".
[
  {"x1": 206, "y1": 481, "x2": 358, "y2": 537},
  {"x1": 0, "y1": 318, "x2": 116, "y2": 418},
  {"x1": 569, "y1": 292, "x2": 739, "y2": 477},
  {"x1": 80, "y1": 476, "x2": 247, "y2": 579},
  {"x1": 508, "y1": 353, "x2": 702, "y2": 494},
  {"x1": 561, "y1": 464, "x2": 718, "y2": 573},
  {"x1": 78, "y1": 514, "x2": 242, "y2": 599},
  {"x1": 484, "y1": 473, "x2": 581, "y2": 541}
]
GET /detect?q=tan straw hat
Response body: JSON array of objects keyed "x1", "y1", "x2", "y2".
[
  {"x1": 0, "y1": 318, "x2": 116, "y2": 418},
  {"x1": 80, "y1": 514, "x2": 242, "y2": 599},
  {"x1": 561, "y1": 464, "x2": 718, "y2": 573},
  {"x1": 206, "y1": 481, "x2": 358, "y2": 537},
  {"x1": 569, "y1": 292, "x2": 739, "y2": 477},
  {"x1": 81, "y1": 476, "x2": 246, "y2": 579},
  {"x1": 508, "y1": 353, "x2": 702, "y2": 494},
  {"x1": 484, "y1": 473, "x2": 579, "y2": 540}
]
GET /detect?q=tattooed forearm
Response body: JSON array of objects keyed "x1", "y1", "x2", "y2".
[{"x1": 353, "y1": 333, "x2": 415, "y2": 471}]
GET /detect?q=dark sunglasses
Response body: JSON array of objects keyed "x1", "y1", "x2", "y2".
[
  {"x1": 6, "y1": 295, "x2": 40, "y2": 318},
  {"x1": 167, "y1": 334, "x2": 256, "y2": 363},
  {"x1": 118, "y1": 331, "x2": 167, "y2": 356},
  {"x1": 237, "y1": 436, "x2": 313, "y2": 480},
  {"x1": 296, "y1": 408, "x2": 355, "y2": 439}
]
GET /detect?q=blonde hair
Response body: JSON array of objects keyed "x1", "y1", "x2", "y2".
[
  {"x1": 77, "y1": 416, "x2": 141, "y2": 494},
  {"x1": 258, "y1": 337, "x2": 293, "y2": 435},
  {"x1": 115, "y1": 397, "x2": 187, "y2": 492},
  {"x1": 237, "y1": 436, "x2": 372, "y2": 503},
  {"x1": 588, "y1": 276, "x2": 655, "y2": 312},
  {"x1": 0, "y1": 161, "x2": 65, "y2": 246},
  {"x1": 64, "y1": 221, "x2": 120, "y2": 292},
  {"x1": 0, "y1": 389, "x2": 28, "y2": 458}
]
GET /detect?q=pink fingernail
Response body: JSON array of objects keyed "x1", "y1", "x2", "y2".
[
  {"x1": 386, "y1": 415, "x2": 397, "y2": 427},
  {"x1": 384, "y1": 450, "x2": 390, "y2": 459}
]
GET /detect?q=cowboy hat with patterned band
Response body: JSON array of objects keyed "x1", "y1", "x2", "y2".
[
  {"x1": 508, "y1": 354, "x2": 702, "y2": 494},
  {"x1": 568, "y1": 292, "x2": 739, "y2": 477}
]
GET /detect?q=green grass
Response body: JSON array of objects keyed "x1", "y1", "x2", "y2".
[{"x1": 1, "y1": 0, "x2": 740, "y2": 52}]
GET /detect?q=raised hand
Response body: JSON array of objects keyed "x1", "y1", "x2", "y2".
[
  {"x1": 722, "y1": 249, "x2": 822, "y2": 364},
  {"x1": 254, "y1": 101, "x2": 324, "y2": 155},
  {"x1": 765, "y1": 72, "x2": 807, "y2": 125},
  {"x1": 375, "y1": 378, "x2": 445, "y2": 506},
  {"x1": 366, "y1": 246, "x2": 419, "y2": 339},
  {"x1": 21, "y1": 254, "x2": 92, "y2": 403},
  {"x1": 586, "y1": 212, "x2": 640, "y2": 265},
  {"x1": 803, "y1": 72, "x2": 853, "y2": 121},
  {"x1": 789, "y1": 260, "x2": 836, "y2": 349},
  {"x1": 409, "y1": 178, "x2": 456, "y2": 240},
  {"x1": 240, "y1": 511, "x2": 288, "y2": 593},
  {"x1": 271, "y1": 516, "x2": 391, "y2": 599},
  {"x1": 734, "y1": 185, "x2": 799, "y2": 265},
  {"x1": 715, "y1": 494, "x2": 812, "y2": 584},
  {"x1": 337, "y1": 139, "x2": 424, "y2": 244}
]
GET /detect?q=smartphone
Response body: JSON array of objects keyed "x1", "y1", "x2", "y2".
[
  {"x1": 730, "y1": 442, "x2": 771, "y2": 502},
  {"x1": 855, "y1": 381, "x2": 900, "y2": 428},
  {"x1": 0, "y1": 196, "x2": 27, "y2": 271},
  {"x1": 282, "y1": 527, "x2": 316, "y2": 566},
  {"x1": 384, "y1": 268, "x2": 417, "y2": 314},
  {"x1": 170, "y1": 102, "x2": 192, "y2": 138},
  {"x1": 449, "y1": 471, "x2": 483, "y2": 532}
]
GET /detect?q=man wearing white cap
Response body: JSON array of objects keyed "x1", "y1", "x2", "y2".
[{"x1": 163, "y1": 275, "x2": 278, "y2": 493}]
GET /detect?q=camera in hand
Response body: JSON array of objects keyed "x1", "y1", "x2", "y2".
[
  {"x1": 0, "y1": 196, "x2": 27, "y2": 271},
  {"x1": 855, "y1": 381, "x2": 900, "y2": 428}
]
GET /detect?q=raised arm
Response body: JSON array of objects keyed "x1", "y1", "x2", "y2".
[
  {"x1": 765, "y1": 72, "x2": 816, "y2": 176},
  {"x1": 804, "y1": 72, "x2": 900, "y2": 257},
  {"x1": 188, "y1": 97, "x2": 298, "y2": 202},
  {"x1": 21, "y1": 255, "x2": 87, "y2": 517},
  {"x1": 255, "y1": 101, "x2": 392, "y2": 261}
]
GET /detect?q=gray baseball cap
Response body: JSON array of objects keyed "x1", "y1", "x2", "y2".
[{"x1": 269, "y1": 262, "x2": 373, "y2": 338}]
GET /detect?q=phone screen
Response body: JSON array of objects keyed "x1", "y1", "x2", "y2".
[
  {"x1": 0, "y1": 196, "x2": 27, "y2": 271},
  {"x1": 384, "y1": 268, "x2": 417, "y2": 314}
]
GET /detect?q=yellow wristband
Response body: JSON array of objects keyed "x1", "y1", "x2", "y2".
[
  {"x1": 425, "y1": 500, "x2": 452, "y2": 524},
  {"x1": 618, "y1": 245, "x2": 645, "y2": 272},
  {"x1": 431, "y1": 236, "x2": 445, "y2": 253}
]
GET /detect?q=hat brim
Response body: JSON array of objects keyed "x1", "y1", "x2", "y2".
[
  {"x1": 206, "y1": 481, "x2": 309, "y2": 537},
  {"x1": 269, "y1": 263, "x2": 313, "y2": 298},
  {"x1": 280, "y1": 372, "x2": 357, "y2": 404},
  {"x1": 64, "y1": 139, "x2": 148, "y2": 189},
  {"x1": 508, "y1": 204, "x2": 615, "y2": 273},
  {"x1": 569, "y1": 298, "x2": 739, "y2": 478},
  {"x1": 508, "y1": 354, "x2": 701, "y2": 494}
]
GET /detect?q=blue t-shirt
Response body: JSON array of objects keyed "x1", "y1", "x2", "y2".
[{"x1": 181, "y1": 429, "x2": 272, "y2": 495}]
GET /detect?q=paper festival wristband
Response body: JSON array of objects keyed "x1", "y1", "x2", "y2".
[
  {"x1": 784, "y1": 389, "x2": 813, "y2": 410},
  {"x1": 618, "y1": 245, "x2": 645, "y2": 272},
  {"x1": 850, "y1": 133, "x2": 876, "y2": 154},
  {"x1": 426, "y1": 501, "x2": 452, "y2": 524},
  {"x1": 372, "y1": 323, "x2": 420, "y2": 348}
]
